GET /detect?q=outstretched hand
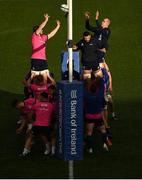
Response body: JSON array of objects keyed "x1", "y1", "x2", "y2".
[
  {"x1": 85, "y1": 11, "x2": 91, "y2": 19},
  {"x1": 96, "y1": 10, "x2": 99, "y2": 19},
  {"x1": 56, "y1": 20, "x2": 61, "y2": 27},
  {"x1": 44, "y1": 13, "x2": 50, "y2": 21}
]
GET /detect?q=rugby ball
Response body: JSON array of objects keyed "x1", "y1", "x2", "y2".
[{"x1": 60, "y1": 4, "x2": 69, "y2": 13}]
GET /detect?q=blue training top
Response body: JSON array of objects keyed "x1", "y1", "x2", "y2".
[{"x1": 84, "y1": 78, "x2": 105, "y2": 114}]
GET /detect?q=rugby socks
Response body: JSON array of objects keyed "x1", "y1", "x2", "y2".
[
  {"x1": 112, "y1": 112, "x2": 116, "y2": 118},
  {"x1": 51, "y1": 146, "x2": 55, "y2": 155},
  {"x1": 45, "y1": 143, "x2": 50, "y2": 150},
  {"x1": 44, "y1": 143, "x2": 51, "y2": 155}
]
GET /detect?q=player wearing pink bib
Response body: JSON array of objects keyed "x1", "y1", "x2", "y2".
[
  {"x1": 32, "y1": 100, "x2": 54, "y2": 127},
  {"x1": 23, "y1": 74, "x2": 56, "y2": 99},
  {"x1": 30, "y1": 84, "x2": 48, "y2": 98},
  {"x1": 31, "y1": 33, "x2": 48, "y2": 60},
  {"x1": 20, "y1": 92, "x2": 55, "y2": 156},
  {"x1": 12, "y1": 97, "x2": 35, "y2": 134},
  {"x1": 24, "y1": 97, "x2": 36, "y2": 114},
  {"x1": 30, "y1": 13, "x2": 61, "y2": 81}
]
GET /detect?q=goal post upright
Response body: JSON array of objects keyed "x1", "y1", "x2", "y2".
[
  {"x1": 67, "y1": 0, "x2": 73, "y2": 83},
  {"x1": 56, "y1": 1, "x2": 83, "y2": 179},
  {"x1": 67, "y1": 1, "x2": 74, "y2": 178}
]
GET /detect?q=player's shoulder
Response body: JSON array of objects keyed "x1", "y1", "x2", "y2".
[
  {"x1": 41, "y1": 34, "x2": 48, "y2": 38},
  {"x1": 77, "y1": 39, "x2": 84, "y2": 45},
  {"x1": 32, "y1": 32, "x2": 39, "y2": 38}
]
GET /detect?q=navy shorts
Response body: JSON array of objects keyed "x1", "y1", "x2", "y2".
[
  {"x1": 97, "y1": 51, "x2": 105, "y2": 63},
  {"x1": 31, "y1": 59, "x2": 48, "y2": 71},
  {"x1": 85, "y1": 118, "x2": 104, "y2": 127},
  {"x1": 83, "y1": 62, "x2": 98, "y2": 71},
  {"x1": 32, "y1": 126, "x2": 51, "y2": 139}
]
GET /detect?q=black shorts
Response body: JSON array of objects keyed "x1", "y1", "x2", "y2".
[
  {"x1": 31, "y1": 59, "x2": 48, "y2": 71},
  {"x1": 82, "y1": 62, "x2": 98, "y2": 71},
  {"x1": 32, "y1": 126, "x2": 51, "y2": 139},
  {"x1": 85, "y1": 118, "x2": 104, "y2": 127}
]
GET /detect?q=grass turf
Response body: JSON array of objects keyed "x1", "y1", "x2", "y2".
[{"x1": 0, "y1": 0, "x2": 142, "y2": 178}]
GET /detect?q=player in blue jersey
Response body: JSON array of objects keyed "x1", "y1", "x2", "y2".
[
  {"x1": 100, "y1": 61, "x2": 117, "y2": 121},
  {"x1": 85, "y1": 10, "x2": 110, "y2": 61},
  {"x1": 101, "y1": 66, "x2": 111, "y2": 128},
  {"x1": 84, "y1": 10, "x2": 117, "y2": 121},
  {"x1": 84, "y1": 67, "x2": 112, "y2": 153}
]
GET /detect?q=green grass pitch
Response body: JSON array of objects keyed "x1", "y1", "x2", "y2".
[{"x1": 0, "y1": 0, "x2": 142, "y2": 178}]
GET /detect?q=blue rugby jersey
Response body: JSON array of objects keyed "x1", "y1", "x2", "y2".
[
  {"x1": 84, "y1": 78, "x2": 105, "y2": 114},
  {"x1": 85, "y1": 19, "x2": 110, "y2": 50}
]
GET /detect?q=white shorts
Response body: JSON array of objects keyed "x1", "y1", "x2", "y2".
[{"x1": 31, "y1": 69, "x2": 49, "y2": 76}]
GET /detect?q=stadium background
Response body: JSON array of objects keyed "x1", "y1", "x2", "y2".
[{"x1": 0, "y1": 0, "x2": 142, "y2": 178}]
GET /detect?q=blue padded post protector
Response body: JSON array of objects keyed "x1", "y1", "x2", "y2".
[{"x1": 56, "y1": 80, "x2": 83, "y2": 160}]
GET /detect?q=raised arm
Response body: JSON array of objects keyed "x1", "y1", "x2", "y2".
[
  {"x1": 95, "y1": 10, "x2": 101, "y2": 27},
  {"x1": 22, "y1": 77, "x2": 32, "y2": 87},
  {"x1": 35, "y1": 13, "x2": 50, "y2": 35},
  {"x1": 85, "y1": 11, "x2": 97, "y2": 33},
  {"x1": 47, "y1": 73, "x2": 56, "y2": 85},
  {"x1": 47, "y1": 20, "x2": 61, "y2": 40}
]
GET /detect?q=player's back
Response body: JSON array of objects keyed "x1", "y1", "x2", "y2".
[{"x1": 32, "y1": 101, "x2": 54, "y2": 126}]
